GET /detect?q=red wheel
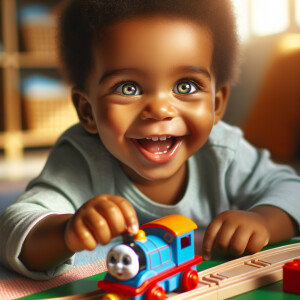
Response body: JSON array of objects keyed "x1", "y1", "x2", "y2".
[
  {"x1": 181, "y1": 269, "x2": 199, "y2": 291},
  {"x1": 146, "y1": 285, "x2": 166, "y2": 300}
]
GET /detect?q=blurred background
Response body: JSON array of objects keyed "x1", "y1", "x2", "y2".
[
  {"x1": 226, "y1": 0, "x2": 300, "y2": 169},
  {"x1": 0, "y1": 0, "x2": 299, "y2": 211}
]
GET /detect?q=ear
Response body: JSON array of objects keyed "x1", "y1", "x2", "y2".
[
  {"x1": 72, "y1": 89, "x2": 98, "y2": 134},
  {"x1": 214, "y1": 84, "x2": 230, "y2": 124}
]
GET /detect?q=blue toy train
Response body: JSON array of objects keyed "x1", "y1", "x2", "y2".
[{"x1": 98, "y1": 214, "x2": 202, "y2": 300}]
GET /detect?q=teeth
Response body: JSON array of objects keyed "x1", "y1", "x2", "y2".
[
  {"x1": 144, "y1": 136, "x2": 169, "y2": 141},
  {"x1": 154, "y1": 150, "x2": 168, "y2": 154}
]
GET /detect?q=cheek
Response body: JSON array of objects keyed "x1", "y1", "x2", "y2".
[
  {"x1": 95, "y1": 102, "x2": 131, "y2": 139},
  {"x1": 181, "y1": 99, "x2": 215, "y2": 155},
  {"x1": 93, "y1": 102, "x2": 138, "y2": 163},
  {"x1": 124, "y1": 260, "x2": 139, "y2": 277},
  {"x1": 108, "y1": 265, "x2": 115, "y2": 274},
  {"x1": 183, "y1": 99, "x2": 215, "y2": 134}
]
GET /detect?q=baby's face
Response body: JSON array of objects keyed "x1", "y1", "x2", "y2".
[{"x1": 82, "y1": 16, "x2": 227, "y2": 183}]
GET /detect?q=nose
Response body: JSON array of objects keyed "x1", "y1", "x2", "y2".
[
  {"x1": 116, "y1": 262, "x2": 123, "y2": 270},
  {"x1": 140, "y1": 94, "x2": 177, "y2": 121}
]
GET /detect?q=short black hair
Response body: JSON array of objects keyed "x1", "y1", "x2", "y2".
[{"x1": 58, "y1": 0, "x2": 239, "y2": 90}]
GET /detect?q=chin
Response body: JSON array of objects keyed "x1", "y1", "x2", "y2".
[{"x1": 135, "y1": 163, "x2": 185, "y2": 182}]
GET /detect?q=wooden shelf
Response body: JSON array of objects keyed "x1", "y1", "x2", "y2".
[
  {"x1": 0, "y1": 130, "x2": 64, "y2": 158},
  {"x1": 0, "y1": 0, "x2": 68, "y2": 159},
  {"x1": 18, "y1": 52, "x2": 58, "y2": 68},
  {"x1": 0, "y1": 53, "x2": 4, "y2": 66},
  {"x1": 0, "y1": 52, "x2": 58, "y2": 68},
  {"x1": 22, "y1": 130, "x2": 61, "y2": 147},
  {"x1": 0, "y1": 132, "x2": 4, "y2": 148}
]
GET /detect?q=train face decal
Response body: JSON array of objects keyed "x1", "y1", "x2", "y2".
[
  {"x1": 98, "y1": 214, "x2": 202, "y2": 300},
  {"x1": 107, "y1": 244, "x2": 140, "y2": 281}
]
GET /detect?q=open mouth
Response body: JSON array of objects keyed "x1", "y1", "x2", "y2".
[
  {"x1": 132, "y1": 136, "x2": 183, "y2": 163},
  {"x1": 137, "y1": 136, "x2": 176, "y2": 154}
]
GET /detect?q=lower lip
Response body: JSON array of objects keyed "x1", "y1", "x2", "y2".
[{"x1": 131, "y1": 137, "x2": 183, "y2": 164}]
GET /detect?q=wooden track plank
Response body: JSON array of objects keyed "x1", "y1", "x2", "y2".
[{"x1": 168, "y1": 243, "x2": 300, "y2": 299}]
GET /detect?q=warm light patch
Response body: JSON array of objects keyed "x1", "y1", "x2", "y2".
[
  {"x1": 232, "y1": 0, "x2": 250, "y2": 42},
  {"x1": 251, "y1": 0, "x2": 289, "y2": 36},
  {"x1": 277, "y1": 34, "x2": 300, "y2": 53},
  {"x1": 296, "y1": 0, "x2": 300, "y2": 26}
]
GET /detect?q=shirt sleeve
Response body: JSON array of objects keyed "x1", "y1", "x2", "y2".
[
  {"x1": 225, "y1": 136, "x2": 300, "y2": 231},
  {"x1": 0, "y1": 139, "x2": 94, "y2": 279},
  {"x1": 0, "y1": 185, "x2": 78, "y2": 280}
]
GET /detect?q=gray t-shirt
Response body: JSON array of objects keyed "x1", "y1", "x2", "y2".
[{"x1": 0, "y1": 121, "x2": 299, "y2": 279}]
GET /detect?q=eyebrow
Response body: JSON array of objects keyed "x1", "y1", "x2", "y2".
[
  {"x1": 99, "y1": 68, "x2": 142, "y2": 84},
  {"x1": 98, "y1": 65, "x2": 211, "y2": 84},
  {"x1": 175, "y1": 66, "x2": 212, "y2": 80}
]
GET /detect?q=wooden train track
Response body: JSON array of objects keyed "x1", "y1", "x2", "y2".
[
  {"x1": 168, "y1": 242, "x2": 300, "y2": 299},
  {"x1": 47, "y1": 243, "x2": 300, "y2": 300}
]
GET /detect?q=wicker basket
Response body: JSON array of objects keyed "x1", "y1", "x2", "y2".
[
  {"x1": 24, "y1": 97, "x2": 78, "y2": 134},
  {"x1": 21, "y1": 22, "x2": 57, "y2": 53}
]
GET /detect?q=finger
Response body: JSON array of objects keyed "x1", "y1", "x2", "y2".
[
  {"x1": 69, "y1": 217, "x2": 97, "y2": 251},
  {"x1": 246, "y1": 231, "x2": 269, "y2": 253},
  {"x1": 65, "y1": 219, "x2": 83, "y2": 252},
  {"x1": 214, "y1": 221, "x2": 237, "y2": 257},
  {"x1": 202, "y1": 219, "x2": 223, "y2": 260},
  {"x1": 83, "y1": 207, "x2": 112, "y2": 245},
  {"x1": 107, "y1": 195, "x2": 139, "y2": 234},
  {"x1": 93, "y1": 199, "x2": 126, "y2": 237},
  {"x1": 229, "y1": 226, "x2": 252, "y2": 257}
]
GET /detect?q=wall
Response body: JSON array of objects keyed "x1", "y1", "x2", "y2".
[{"x1": 223, "y1": 33, "x2": 288, "y2": 127}]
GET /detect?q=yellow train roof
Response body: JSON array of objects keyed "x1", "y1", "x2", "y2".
[{"x1": 141, "y1": 214, "x2": 197, "y2": 236}]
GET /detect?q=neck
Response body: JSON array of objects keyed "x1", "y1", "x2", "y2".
[{"x1": 121, "y1": 163, "x2": 188, "y2": 205}]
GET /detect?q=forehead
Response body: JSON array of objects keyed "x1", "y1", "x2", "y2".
[
  {"x1": 112, "y1": 244, "x2": 134, "y2": 255},
  {"x1": 93, "y1": 16, "x2": 214, "y2": 75}
]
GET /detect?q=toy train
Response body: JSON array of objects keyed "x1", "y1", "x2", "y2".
[{"x1": 98, "y1": 214, "x2": 202, "y2": 300}]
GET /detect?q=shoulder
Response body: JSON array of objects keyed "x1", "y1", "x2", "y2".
[
  {"x1": 57, "y1": 123, "x2": 99, "y2": 147},
  {"x1": 203, "y1": 121, "x2": 243, "y2": 155},
  {"x1": 191, "y1": 121, "x2": 250, "y2": 169},
  {"x1": 55, "y1": 123, "x2": 111, "y2": 160},
  {"x1": 41, "y1": 123, "x2": 116, "y2": 179},
  {"x1": 28, "y1": 123, "x2": 117, "y2": 196}
]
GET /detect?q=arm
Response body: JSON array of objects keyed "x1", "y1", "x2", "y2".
[
  {"x1": 19, "y1": 213, "x2": 73, "y2": 272},
  {"x1": 201, "y1": 127, "x2": 300, "y2": 261},
  {"x1": 20, "y1": 194, "x2": 139, "y2": 271},
  {"x1": 202, "y1": 205, "x2": 298, "y2": 261}
]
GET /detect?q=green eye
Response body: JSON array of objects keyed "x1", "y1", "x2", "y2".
[
  {"x1": 123, "y1": 83, "x2": 137, "y2": 95},
  {"x1": 115, "y1": 82, "x2": 141, "y2": 96},
  {"x1": 173, "y1": 81, "x2": 197, "y2": 94}
]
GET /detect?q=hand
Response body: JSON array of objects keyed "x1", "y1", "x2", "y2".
[
  {"x1": 65, "y1": 194, "x2": 139, "y2": 252},
  {"x1": 202, "y1": 210, "x2": 270, "y2": 260}
]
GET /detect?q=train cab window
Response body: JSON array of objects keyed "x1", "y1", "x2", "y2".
[{"x1": 181, "y1": 235, "x2": 191, "y2": 249}]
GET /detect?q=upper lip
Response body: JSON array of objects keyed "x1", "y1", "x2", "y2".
[
  {"x1": 127, "y1": 120, "x2": 189, "y2": 139},
  {"x1": 129, "y1": 133, "x2": 186, "y2": 139}
]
